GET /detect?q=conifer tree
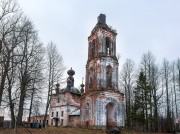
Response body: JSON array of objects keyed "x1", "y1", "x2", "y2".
[{"x1": 132, "y1": 71, "x2": 151, "y2": 131}]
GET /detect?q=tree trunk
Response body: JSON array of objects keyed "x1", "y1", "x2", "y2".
[
  {"x1": 17, "y1": 85, "x2": 26, "y2": 125},
  {"x1": 8, "y1": 82, "x2": 15, "y2": 128},
  {"x1": 28, "y1": 88, "x2": 35, "y2": 123},
  {"x1": 0, "y1": 53, "x2": 10, "y2": 106},
  {"x1": 44, "y1": 64, "x2": 52, "y2": 128},
  {"x1": 153, "y1": 90, "x2": 158, "y2": 132}
]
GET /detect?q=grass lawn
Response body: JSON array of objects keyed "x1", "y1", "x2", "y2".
[{"x1": 0, "y1": 127, "x2": 171, "y2": 134}]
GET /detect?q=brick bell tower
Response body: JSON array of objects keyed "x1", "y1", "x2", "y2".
[
  {"x1": 86, "y1": 14, "x2": 119, "y2": 92},
  {"x1": 81, "y1": 14, "x2": 125, "y2": 129}
]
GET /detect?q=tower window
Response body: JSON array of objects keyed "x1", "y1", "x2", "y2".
[
  {"x1": 106, "y1": 65, "x2": 112, "y2": 88},
  {"x1": 91, "y1": 47, "x2": 94, "y2": 58},
  {"x1": 84, "y1": 103, "x2": 89, "y2": 120},
  {"x1": 106, "y1": 37, "x2": 111, "y2": 55},
  {"x1": 52, "y1": 112, "x2": 54, "y2": 117},
  {"x1": 89, "y1": 40, "x2": 95, "y2": 59},
  {"x1": 89, "y1": 67, "x2": 93, "y2": 87},
  {"x1": 56, "y1": 112, "x2": 58, "y2": 117}
]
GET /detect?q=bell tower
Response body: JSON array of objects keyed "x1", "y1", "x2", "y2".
[
  {"x1": 81, "y1": 14, "x2": 124, "y2": 129},
  {"x1": 86, "y1": 14, "x2": 119, "y2": 93}
]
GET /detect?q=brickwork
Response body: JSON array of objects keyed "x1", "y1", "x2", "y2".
[
  {"x1": 69, "y1": 116, "x2": 80, "y2": 127},
  {"x1": 81, "y1": 14, "x2": 125, "y2": 129}
]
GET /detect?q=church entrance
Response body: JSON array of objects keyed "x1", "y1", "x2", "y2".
[
  {"x1": 53, "y1": 117, "x2": 59, "y2": 127},
  {"x1": 106, "y1": 102, "x2": 115, "y2": 128}
]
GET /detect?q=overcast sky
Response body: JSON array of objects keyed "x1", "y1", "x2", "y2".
[{"x1": 18, "y1": 0, "x2": 180, "y2": 88}]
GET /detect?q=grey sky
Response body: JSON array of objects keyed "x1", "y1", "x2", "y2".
[{"x1": 18, "y1": 0, "x2": 180, "y2": 88}]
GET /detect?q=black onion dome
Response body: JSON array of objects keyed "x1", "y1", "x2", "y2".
[
  {"x1": 60, "y1": 87, "x2": 80, "y2": 95},
  {"x1": 70, "y1": 87, "x2": 80, "y2": 94},
  {"x1": 80, "y1": 83, "x2": 85, "y2": 87},
  {"x1": 67, "y1": 67, "x2": 75, "y2": 76}
]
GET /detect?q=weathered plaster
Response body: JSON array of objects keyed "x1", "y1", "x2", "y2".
[{"x1": 81, "y1": 14, "x2": 125, "y2": 129}]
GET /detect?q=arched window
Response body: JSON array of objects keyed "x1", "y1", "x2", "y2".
[
  {"x1": 106, "y1": 102, "x2": 115, "y2": 128},
  {"x1": 106, "y1": 65, "x2": 112, "y2": 88},
  {"x1": 84, "y1": 103, "x2": 89, "y2": 121},
  {"x1": 106, "y1": 37, "x2": 111, "y2": 55},
  {"x1": 90, "y1": 40, "x2": 95, "y2": 59},
  {"x1": 89, "y1": 67, "x2": 93, "y2": 87},
  {"x1": 84, "y1": 103, "x2": 90, "y2": 127}
]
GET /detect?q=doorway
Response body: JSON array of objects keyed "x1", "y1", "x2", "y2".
[
  {"x1": 106, "y1": 102, "x2": 115, "y2": 128},
  {"x1": 55, "y1": 118, "x2": 58, "y2": 127}
]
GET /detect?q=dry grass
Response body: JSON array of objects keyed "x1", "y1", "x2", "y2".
[{"x1": 0, "y1": 127, "x2": 171, "y2": 134}]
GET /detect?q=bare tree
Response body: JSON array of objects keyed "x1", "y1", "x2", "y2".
[
  {"x1": 140, "y1": 51, "x2": 155, "y2": 131},
  {"x1": 161, "y1": 58, "x2": 172, "y2": 132},
  {"x1": 0, "y1": 0, "x2": 22, "y2": 107},
  {"x1": 28, "y1": 63, "x2": 45, "y2": 123},
  {"x1": 177, "y1": 58, "x2": 180, "y2": 93},
  {"x1": 15, "y1": 17, "x2": 45, "y2": 123},
  {"x1": 171, "y1": 61, "x2": 177, "y2": 119},
  {"x1": 6, "y1": 48, "x2": 18, "y2": 128},
  {"x1": 43, "y1": 42, "x2": 65, "y2": 127},
  {"x1": 140, "y1": 51, "x2": 164, "y2": 131},
  {"x1": 151, "y1": 63, "x2": 161, "y2": 131},
  {"x1": 0, "y1": 0, "x2": 20, "y2": 21},
  {"x1": 120, "y1": 58, "x2": 135, "y2": 128}
]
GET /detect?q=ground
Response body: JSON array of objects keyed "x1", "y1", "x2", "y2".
[{"x1": 0, "y1": 127, "x2": 171, "y2": 134}]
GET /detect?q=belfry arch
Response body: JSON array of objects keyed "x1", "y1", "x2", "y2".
[
  {"x1": 106, "y1": 37, "x2": 111, "y2": 55},
  {"x1": 106, "y1": 65, "x2": 112, "y2": 88},
  {"x1": 106, "y1": 102, "x2": 116, "y2": 128},
  {"x1": 84, "y1": 103, "x2": 90, "y2": 127},
  {"x1": 89, "y1": 67, "x2": 93, "y2": 88}
]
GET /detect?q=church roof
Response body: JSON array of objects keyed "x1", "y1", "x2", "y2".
[
  {"x1": 69, "y1": 109, "x2": 80, "y2": 116},
  {"x1": 60, "y1": 86, "x2": 81, "y2": 95},
  {"x1": 91, "y1": 14, "x2": 117, "y2": 35}
]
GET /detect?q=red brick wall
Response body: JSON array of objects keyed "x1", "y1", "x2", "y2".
[{"x1": 69, "y1": 116, "x2": 80, "y2": 127}]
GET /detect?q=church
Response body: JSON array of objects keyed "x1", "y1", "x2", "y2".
[{"x1": 33, "y1": 14, "x2": 125, "y2": 129}]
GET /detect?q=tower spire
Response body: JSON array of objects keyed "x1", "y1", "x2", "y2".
[
  {"x1": 67, "y1": 68, "x2": 75, "y2": 87},
  {"x1": 80, "y1": 77, "x2": 85, "y2": 93},
  {"x1": 97, "y1": 14, "x2": 106, "y2": 24}
]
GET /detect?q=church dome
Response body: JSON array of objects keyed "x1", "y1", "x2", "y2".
[
  {"x1": 70, "y1": 87, "x2": 80, "y2": 94},
  {"x1": 58, "y1": 67, "x2": 80, "y2": 95},
  {"x1": 67, "y1": 68, "x2": 75, "y2": 76},
  {"x1": 60, "y1": 87, "x2": 80, "y2": 95}
]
